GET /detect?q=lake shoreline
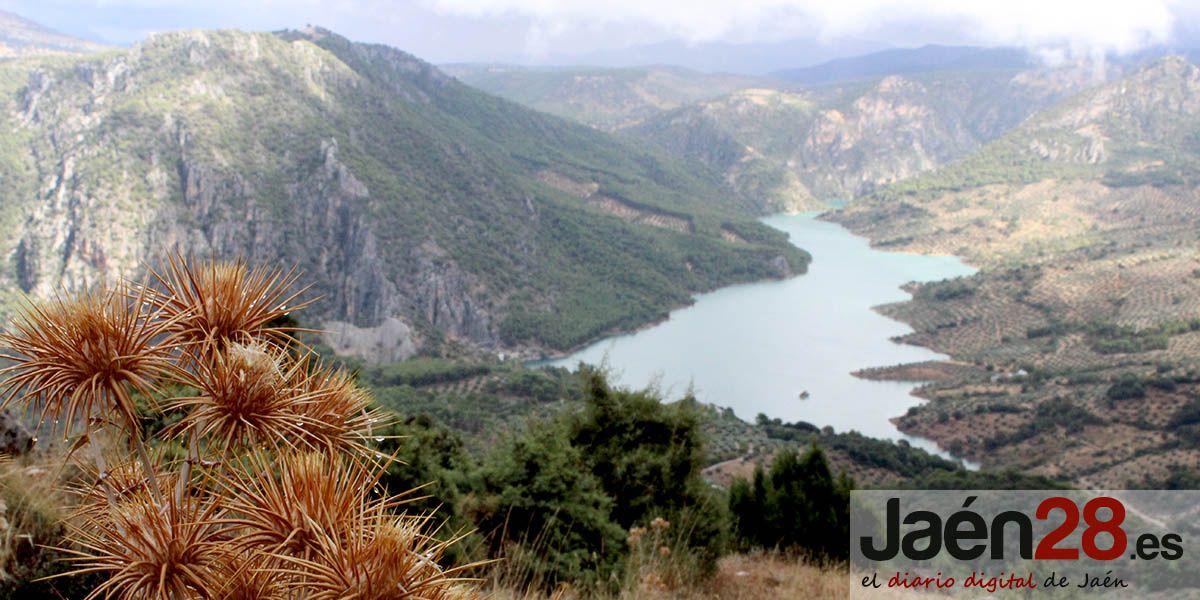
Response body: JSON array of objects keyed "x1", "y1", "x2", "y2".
[{"x1": 535, "y1": 213, "x2": 978, "y2": 465}]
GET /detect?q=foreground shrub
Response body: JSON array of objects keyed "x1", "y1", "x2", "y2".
[
  {"x1": 471, "y1": 370, "x2": 726, "y2": 593},
  {"x1": 728, "y1": 444, "x2": 852, "y2": 560}
]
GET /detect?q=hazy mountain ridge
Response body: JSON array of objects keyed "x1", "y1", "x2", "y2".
[
  {"x1": 0, "y1": 10, "x2": 108, "y2": 57},
  {"x1": 769, "y1": 44, "x2": 1033, "y2": 86},
  {"x1": 443, "y1": 64, "x2": 763, "y2": 130},
  {"x1": 627, "y1": 65, "x2": 1096, "y2": 210},
  {"x1": 0, "y1": 27, "x2": 806, "y2": 359}
]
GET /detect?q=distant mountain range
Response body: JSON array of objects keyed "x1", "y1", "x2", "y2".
[
  {"x1": 452, "y1": 47, "x2": 1104, "y2": 210},
  {"x1": 525, "y1": 36, "x2": 890, "y2": 75},
  {"x1": 0, "y1": 10, "x2": 108, "y2": 56},
  {"x1": 769, "y1": 45, "x2": 1033, "y2": 85}
]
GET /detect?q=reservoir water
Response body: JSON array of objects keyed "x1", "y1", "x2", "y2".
[{"x1": 540, "y1": 213, "x2": 976, "y2": 457}]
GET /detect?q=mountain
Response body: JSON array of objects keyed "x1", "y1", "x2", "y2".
[
  {"x1": 0, "y1": 10, "x2": 108, "y2": 56},
  {"x1": 0, "y1": 27, "x2": 806, "y2": 359},
  {"x1": 852, "y1": 56, "x2": 1200, "y2": 211},
  {"x1": 770, "y1": 45, "x2": 1032, "y2": 86},
  {"x1": 451, "y1": 49, "x2": 1102, "y2": 212},
  {"x1": 626, "y1": 65, "x2": 1096, "y2": 210},
  {"x1": 442, "y1": 64, "x2": 763, "y2": 129},
  {"x1": 827, "y1": 57, "x2": 1200, "y2": 486}
]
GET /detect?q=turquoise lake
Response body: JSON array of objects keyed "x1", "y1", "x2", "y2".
[{"x1": 540, "y1": 213, "x2": 977, "y2": 458}]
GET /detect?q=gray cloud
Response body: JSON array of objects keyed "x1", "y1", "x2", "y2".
[{"x1": 1, "y1": 0, "x2": 1197, "y2": 69}]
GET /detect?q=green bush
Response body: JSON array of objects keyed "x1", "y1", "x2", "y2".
[
  {"x1": 471, "y1": 420, "x2": 626, "y2": 592},
  {"x1": 1106, "y1": 374, "x2": 1147, "y2": 402},
  {"x1": 469, "y1": 371, "x2": 726, "y2": 592},
  {"x1": 728, "y1": 444, "x2": 852, "y2": 560},
  {"x1": 374, "y1": 414, "x2": 481, "y2": 565}
]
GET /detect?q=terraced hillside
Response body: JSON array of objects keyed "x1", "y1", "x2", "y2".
[
  {"x1": 0, "y1": 26, "x2": 807, "y2": 358},
  {"x1": 829, "y1": 56, "x2": 1200, "y2": 487}
]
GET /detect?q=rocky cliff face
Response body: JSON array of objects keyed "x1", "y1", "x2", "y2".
[
  {"x1": 1017, "y1": 57, "x2": 1200, "y2": 172},
  {"x1": 627, "y1": 64, "x2": 1102, "y2": 208},
  {"x1": 3, "y1": 36, "x2": 502, "y2": 352},
  {"x1": 798, "y1": 76, "x2": 978, "y2": 199},
  {"x1": 0, "y1": 28, "x2": 805, "y2": 359}
]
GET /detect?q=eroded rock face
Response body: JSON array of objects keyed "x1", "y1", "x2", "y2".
[
  {"x1": 0, "y1": 28, "x2": 802, "y2": 362},
  {"x1": 0, "y1": 410, "x2": 33, "y2": 455},
  {"x1": 322, "y1": 317, "x2": 419, "y2": 365},
  {"x1": 0, "y1": 31, "x2": 504, "y2": 365}
]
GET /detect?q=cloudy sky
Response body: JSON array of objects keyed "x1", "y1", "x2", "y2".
[{"x1": 3, "y1": 0, "x2": 1199, "y2": 71}]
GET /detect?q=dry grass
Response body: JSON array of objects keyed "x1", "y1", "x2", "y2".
[
  {"x1": 0, "y1": 454, "x2": 66, "y2": 584},
  {"x1": 483, "y1": 552, "x2": 938, "y2": 600},
  {"x1": 654, "y1": 553, "x2": 848, "y2": 600}
]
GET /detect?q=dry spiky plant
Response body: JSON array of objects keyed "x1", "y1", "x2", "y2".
[
  {"x1": 56, "y1": 480, "x2": 226, "y2": 600},
  {"x1": 0, "y1": 257, "x2": 484, "y2": 600},
  {"x1": 72, "y1": 458, "x2": 174, "y2": 521},
  {"x1": 0, "y1": 284, "x2": 176, "y2": 435},
  {"x1": 168, "y1": 342, "x2": 312, "y2": 453},
  {"x1": 218, "y1": 451, "x2": 379, "y2": 559},
  {"x1": 289, "y1": 357, "x2": 385, "y2": 454},
  {"x1": 209, "y1": 551, "x2": 288, "y2": 600},
  {"x1": 279, "y1": 502, "x2": 480, "y2": 600},
  {"x1": 147, "y1": 254, "x2": 313, "y2": 350}
]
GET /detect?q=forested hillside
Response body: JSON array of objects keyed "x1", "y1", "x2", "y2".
[{"x1": 0, "y1": 27, "x2": 806, "y2": 356}]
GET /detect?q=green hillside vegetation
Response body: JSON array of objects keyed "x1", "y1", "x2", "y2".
[
  {"x1": 341, "y1": 364, "x2": 1003, "y2": 593},
  {"x1": 0, "y1": 27, "x2": 806, "y2": 353}
]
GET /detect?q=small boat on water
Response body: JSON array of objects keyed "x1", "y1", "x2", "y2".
[{"x1": 798, "y1": 390, "x2": 810, "y2": 399}]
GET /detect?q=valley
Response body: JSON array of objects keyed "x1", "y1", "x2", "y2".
[
  {"x1": 5, "y1": 27, "x2": 1196, "y2": 488},
  {"x1": 828, "y1": 57, "x2": 1200, "y2": 488},
  {"x1": 3, "y1": 9, "x2": 1200, "y2": 597},
  {"x1": 454, "y1": 49, "x2": 1200, "y2": 490}
]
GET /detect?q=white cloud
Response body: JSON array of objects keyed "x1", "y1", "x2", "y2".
[{"x1": 423, "y1": 0, "x2": 1183, "y2": 54}]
